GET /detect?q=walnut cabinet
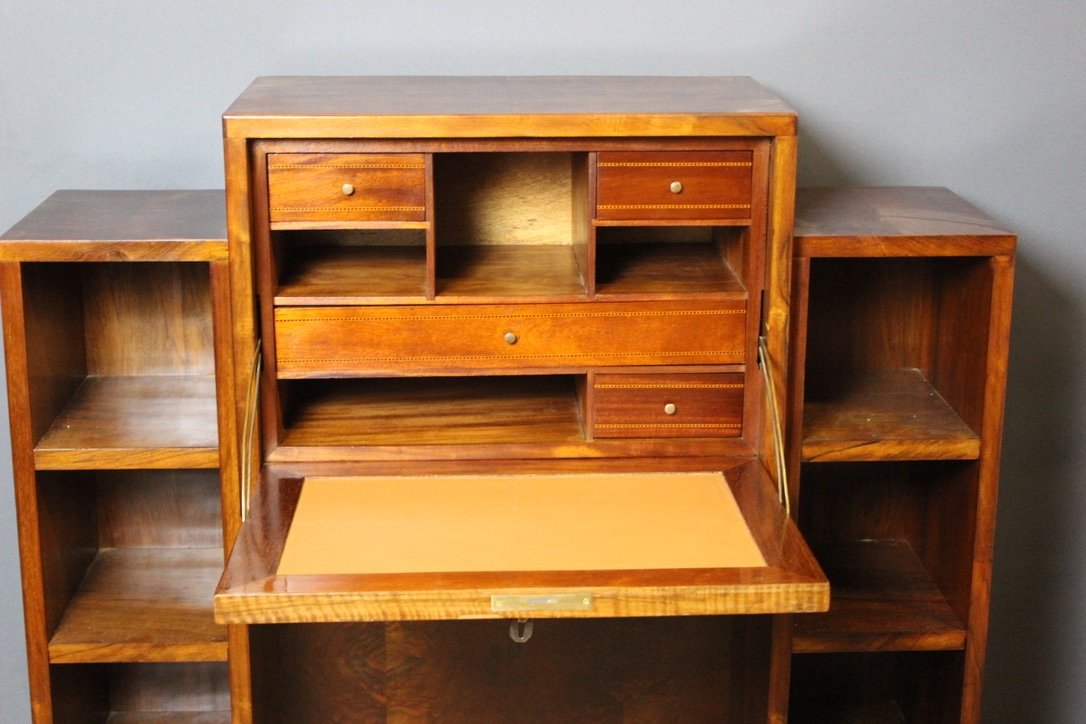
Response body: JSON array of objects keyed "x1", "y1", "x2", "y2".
[{"x1": 0, "y1": 78, "x2": 1014, "y2": 723}]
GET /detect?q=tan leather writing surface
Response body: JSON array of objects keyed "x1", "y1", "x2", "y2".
[{"x1": 277, "y1": 472, "x2": 765, "y2": 575}]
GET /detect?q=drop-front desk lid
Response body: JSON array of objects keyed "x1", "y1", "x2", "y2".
[{"x1": 214, "y1": 462, "x2": 827, "y2": 624}]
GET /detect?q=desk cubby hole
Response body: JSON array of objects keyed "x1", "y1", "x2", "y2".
[
  {"x1": 594, "y1": 225, "x2": 748, "y2": 299},
  {"x1": 789, "y1": 651, "x2": 963, "y2": 723},
  {"x1": 793, "y1": 461, "x2": 978, "y2": 653},
  {"x1": 19, "y1": 262, "x2": 218, "y2": 469},
  {"x1": 36, "y1": 469, "x2": 227, "y2": 666},
  {"x1": 276, "y1": 375, "x2": 586, "y2": 450},
  {"x1": 433, "y1": 152, "x2": 590, "y2": 299},
  {"x1": 801, "y1": 257, "x2": 996, "y2": 463},
  {"x1": 49, "y1": 661, "x2": 230, "y2": 723},
  {"x1": 271, "y1": 228, "x2": 429, "y2": 305}
]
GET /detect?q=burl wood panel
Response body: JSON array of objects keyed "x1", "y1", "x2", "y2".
[{"x1": 251, "y1": 617, "x2": 772, "y2": 723}]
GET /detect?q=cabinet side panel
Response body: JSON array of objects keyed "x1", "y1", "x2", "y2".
[
  {"x1": 21, "y1": 264, "x2": 87, "y2": 443},
  {"x1": 83, "y1": 263, "x2": 215, "y2": 376},
  {"x1": 805, "y1": 259, "x2": 935, "y2": 374},
  {"x1": 95, "y1": 470, "x2": 224, "y2": 549},
  {"x1": 36, "y1": 472, "x2": 98, "y2": 636}
]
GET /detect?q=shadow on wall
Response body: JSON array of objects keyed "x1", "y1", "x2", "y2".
[{"x1": 984, "y1": 255, "x2": 1084, "y2": 722}]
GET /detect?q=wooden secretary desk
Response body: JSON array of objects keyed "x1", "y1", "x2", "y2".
[{"x1": 0, "y1": 77, "x2": 1014, "y2": 723}]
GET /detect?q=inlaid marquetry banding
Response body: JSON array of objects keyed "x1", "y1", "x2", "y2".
[
  {"x1": 597, "y1": 161, "x2": 752, "y2": 167},
  {"x1": 279, "y1": 309, "x2": 743, "y2": 323},
  {"x1": 269, "y1": 163, "x2": 426, "y2": 169},
  {"x1": 597, "y1": 204, "x2": 751, "y2": 210},
  {"x1": 270, "y1": 206, "x2": 426, "y2": 212},
  {"x1": 594, "y1": 423, "x2": 742, "y2": 429},
  {"x1": 282, "y1": 350, "x2": 742, "y2": 365},
  {"x1": 594, "y1": 383, "x2": 743, "y2": 390}
]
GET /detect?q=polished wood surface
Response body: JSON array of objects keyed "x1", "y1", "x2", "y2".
[
  {"x1": 0, "y1": 191, "x2": 238, "y2": 720},
  {"x1": 801, "y1": 368, "x2": 980, "y2": 462},
  {"x1": 279, "y1": 376, "x2": 583, "y2": 448},
  {"x1": 275, "y1": 238, "x2": 428, "y2": 304},
  {"x1": 596, "y1": 150, "x2": 753, "y2": 221},
  {"x1": 224, "y1": 76, "x2": 798, "y2": 138},
  {"x1": 267, "y1": 152, "x2": 427, "y2": 224},
  {"x1": 47, "y1": 548, "x2": 227, "y2": 663},
  {"x1": 794, "y1": 186, "x2": 1015, "y2": 258},
  {"x1": 591, "y1": 371, "x2": 744, "y2": 438},
  {"x1": 786, "y1": 186, "x2": 1015, "y2": 722},
  {"x1": 214, "y1": 462, "x2": 827, "y2": 624},
  {"x1": 33, "y1": 376, "x2": 218, "y2": 469},
  {"x1": 792, "y1": 540, "x2": 966, "y2": 653},
  {"x1": 0, "y1": 190, "x2": 226, "y2": 261},
  {"x1": 274, "y1": 299, "x2": 747, "y2": 378},
  {"x1": 249, "y1": 617, "x2": 772, "y2": 723},
  {"x1": 594, "y1": 238, "x2": 746, "y2": 298}
]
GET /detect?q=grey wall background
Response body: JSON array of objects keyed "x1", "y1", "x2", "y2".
[{"x1": 1, "y1": 1, "x2": 1083, "y2": 721}]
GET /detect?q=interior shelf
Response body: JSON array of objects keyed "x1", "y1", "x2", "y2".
[
  {"x1": 278, "y1": 376, "x2": 584, "y2": 449},
  {"x1": 275, "y1": 241, "x2": 427, "y2": 305},
  {"x1": 33, "y1": 376, "x2": 219, "y2": 470},
  {"x1": 792, "y1": 539, "x2": 965, "y2": 653},
  {"x1": 595, "y1": 240, "x2": 745, "y2": 299},
  {"x1": 801, "y1": 368, "x2": 980, "y2": 462},
  {"x1": 436, "y1": 244, "x2": 586, "y2": 300},
  {"x1": 48, "y1": 547, "x2": 227, "y2": 664}
]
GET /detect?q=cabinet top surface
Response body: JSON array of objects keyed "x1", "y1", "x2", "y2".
[
  {"x1": 0, "y1": 190, "x2": 227, "y2": 261},
  {"x1": 223, "y1": 75, "x2": 796, "y2": 139},
  {"x1": 794, "y1": 187, "x2": 1016, "y2": 257}
]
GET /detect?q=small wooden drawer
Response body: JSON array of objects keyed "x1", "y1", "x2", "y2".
[
  {"x1": 274, "y1": 301, "x2": 746, "y2": 378},
  {"x1": 592, "y1": 372, "x2": 744, "y2": 438},
  {"x1": 596, "y1": 151, "x2": 753, "y2": 221},
  {"x1": 267, "y1": 153, "x2": 427, "y2": 224}
]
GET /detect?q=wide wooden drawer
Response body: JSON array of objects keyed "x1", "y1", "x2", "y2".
[
  {"x1": 596, "y1": 151, "x2": 753, "y2": 221},
  {"x1": 592, "y1": 372, "x2": 744, "y2": 438},
  {"x1": 267, "y1": 152, "x2": 427, "y2": 224},
  {"x1": 275, "y1": 300, "x2": 746, "y2": 377}
]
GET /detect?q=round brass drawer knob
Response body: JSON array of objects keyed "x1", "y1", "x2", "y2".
[
  {"x1": 663, "y1": 403, "x2": 677, "y2": 415},
  {"x1": 669, "y1": 181, "x2": 683, "y2": 194},
  {"x1": 341, "y1": 183, "x2": 356, "y2": 196},
  {"x1": 503, "y1": 331, "x2": 518, "y2": 345}
]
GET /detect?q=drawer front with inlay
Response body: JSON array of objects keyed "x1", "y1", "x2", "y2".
[
  {"x1": 275, "y1": 301, "x2": 746, "y2": 377},
  {"x1": 592, "y1": 372, "x2": 744, "y2": 438},
  {"x1": 267, "y1": 152, "x2": 427, "y2": 224},
  {"x1": 596, "y1": 151, "x2": 753, "y2": 221}
]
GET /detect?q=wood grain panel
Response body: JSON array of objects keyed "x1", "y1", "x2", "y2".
[
  {"x1": 793, "y1": 540, "x2": 966, "y2": 653},
  {"x1": 275, "y1": 300, "x2": 746, "y2": 377},
  {"x1": 83, "y1": 262, "x2": 215, "y2": 376},
  {"x1": 250, "y1": 617, "x2": 772, "y2": 723},
  {"x1": 597, "y1": 150, "x2": 753, "y2": 221},
  {"x1": 0, "y1": 190, "x2": 227, "y2": 261},
  {"x1": 592, "y1": 371, "x2": 744, "y2": 438},
  {"x1": 802, "y1": 368, "x2": 979, "y2": 462},
  {"x1": 48, "y1": 548, "x2": 227, "y2": 663},
  {"x1": 33, "y1": 376, "x2": 219, "y2": 469},
  {"x1": 268, "y1": 153, "x2": 427, "y2": 225}
]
